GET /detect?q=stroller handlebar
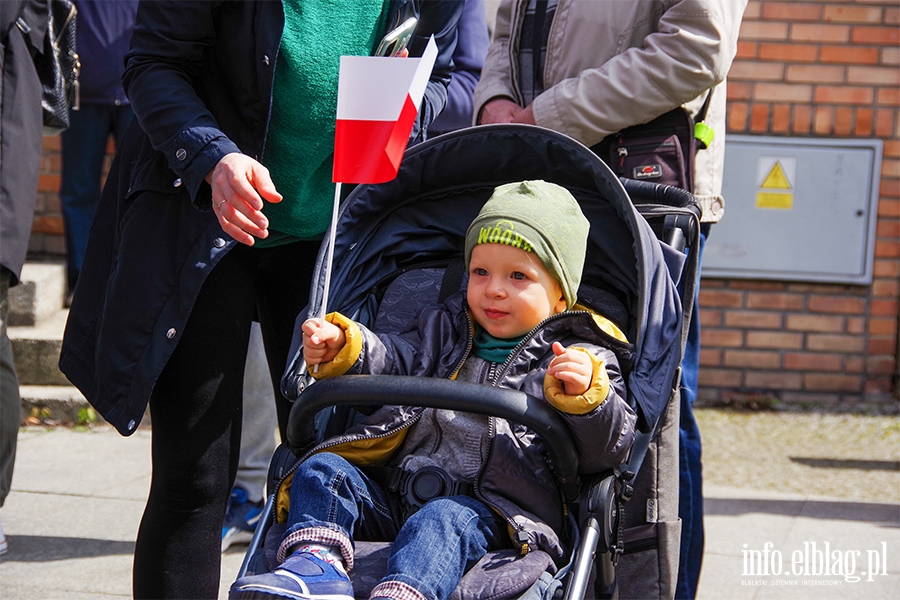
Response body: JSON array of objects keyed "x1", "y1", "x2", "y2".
[{"x1": 287, "y1": 375, "x2": 582, "y2": 499}]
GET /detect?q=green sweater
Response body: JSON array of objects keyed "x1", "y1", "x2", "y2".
[{"x1": 257, "y1": 0, "x2": 390, "y2": 247}]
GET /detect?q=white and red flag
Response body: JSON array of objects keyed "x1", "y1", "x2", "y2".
[{"x1": 332, "y1": 36, "x2": 438, "y2": 184}]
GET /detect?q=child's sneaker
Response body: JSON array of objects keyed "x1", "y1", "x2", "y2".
[
  {"x1": 222, "y1": 486, "x2": 264, "y2": 552},
  {"x1": 229, "y1": 551, "x2": 353, "y2": 600}
]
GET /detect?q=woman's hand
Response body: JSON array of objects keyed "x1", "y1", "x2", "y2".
[
  {"x1": 547, "y1": 342, "x2": 593, "y2": 396},
  {"x1": 206, "y1": 153, "x2": 282, "y2": 246},
  {"x1": 302, "y1": 318, "x2": 346, "y2": 366}
]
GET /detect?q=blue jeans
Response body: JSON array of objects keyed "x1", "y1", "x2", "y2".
[
  {"x1": 675, "y1": 226, "x2": 707, "y2": 599},
  {"x1": 285, "y1": 453, "x2": 505, "y2": 600},
  {"x1": 59, "y1": 103, "x2": 133, "y2": 289}
]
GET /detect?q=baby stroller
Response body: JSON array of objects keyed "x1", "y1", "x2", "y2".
[{"x1": 235, "y1": 124, "x2": 700, "y2": 600}]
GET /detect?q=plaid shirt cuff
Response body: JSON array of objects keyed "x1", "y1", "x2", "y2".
[
  {"x1": 370, "y1": 580, "x2": 427, "y2": 600},
  {"x1": 277, "y1": 526, "x2": 354, "y2": 571}
]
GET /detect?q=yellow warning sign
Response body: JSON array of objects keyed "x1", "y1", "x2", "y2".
[
  {"x1": 761, "y1": 161, "x2": 792, "y2": 190},
  {"x1": 756, "y1": 158, "x2": 795, "y2": 209}
]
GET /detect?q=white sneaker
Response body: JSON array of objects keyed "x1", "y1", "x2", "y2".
[{"x1": 0, "y1": 516, "x2": 7, "y2": 555}]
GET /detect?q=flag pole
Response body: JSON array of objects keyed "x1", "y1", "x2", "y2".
[{"x1": 312, "y1": 181, "x2": 342, "y2": 374}]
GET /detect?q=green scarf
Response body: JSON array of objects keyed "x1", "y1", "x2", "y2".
[{"x1": 473, "y1": 328, "x2": 525, "y2": 364}]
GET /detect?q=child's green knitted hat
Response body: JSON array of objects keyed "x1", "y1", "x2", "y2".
[{"x1": 464, "y1": 180, "x2": 589, "y2": 309}]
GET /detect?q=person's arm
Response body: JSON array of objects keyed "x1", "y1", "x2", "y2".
[
  {"x1": 429, "y1": 0, "x2": 490, "y2": 133},
  {"x1": 531, "y1": 0, "x2": 746, "y2": 146}
]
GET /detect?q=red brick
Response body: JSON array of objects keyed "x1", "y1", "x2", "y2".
[
  {"x1": 874, "y1": 239, "x2": 900, "y2": 258},
  {"x1": 744, "y1": 0, "x2": 762, "y2": 20},
  {"x1": 834, "y1": 107, "x2": 854, "y2": 136},
  {"x1": 751, "y1": 104, "x2": 770, "y2": 132},
  {"x1": 31, "y1": 216, "x2": 64, "y2": 235},
  {"x1": 762, "y1": 3, "x2": 822, "y2": 21},
  {"x1": 805, "y1": 374, "x2": 862, "y2": 393},
  {"x1": 790, "y1": 23, "x2": 850, "y2": 43},
  {"x1": 37, "y1": 174, "x2": 60, "y2": 193},
  {"x1": 876, "y1": 86, "x2": 900, "y2": 104},
  {"x1": 855, "y1": 108, "x2": 874, "y2": 136},
  {"x1": 806, "y1": 333, "x2": 865, "y2": 353},
  {"x1": 870, "y1": 298, "x2": 899, "y2": 316},
  {"x1": 807, "y1": 296, "x2": 867, "y2": 314},
  {"x1": 746, "y1": 331, "x2": 804, "y2": 349},
  {"x1": 701, "y1": 329, "x2": 744, "y2": 347},
  {"x1": 848, "y1": 66, "x2": 900, "y2": 86},
  {"x1": 728, "y1": 103, "x2": 748, "y2": 131},
  {"x1": 745, "y1": 291, "x2": 804, "y2": 310},
  {"x1": 823, "y1": 5, "x2": 883, "y2": 25},
  {"x1": 887, "y1": 6, "x2": 900, "y2": 26},
  {"x1": 787, "y1": 282, "x2": 848, "y2": 294},
  {"x1": 740, "y1": 21, "x2": 789, "y2": 41},
  {"x1": 736, "y1": 41, "x2": 758, "y2": 60},
  {"x1": 698, "y1": 369, "x2": 743, "y2": 388},
  {"x1": 883, "y1": 47, "x2": 900, "y2": 67},
  {"x1": 814, "y1": 86, "x2": 875, "y2": 105},
  {"x1": 745, "y1": 371, "x2": 803, "y2": 390},
  {"x1": 699, "y1": 308, "x2": 723, "y2": 327},
  {"x1": 876, "y1": 218, "x2": 900, "y2": 237},
  {"x1": 814, "y1": 106, "x2": 834, "y2": 135},
  {"x1": 868, "y1": 338, "x2": 897, "y2": 355},
  {"x1": 772, "y1": 104, "x2": 792, "y2": 133},
  {"x1": 846, "y1": 317, "x2": 865, "y2": 335},
  {"x1": 759, "y1": 43, "x2": 818, "y2": 63},
  {"x1": 865, "y1": 378, "x2": 894, "y2": 395},
  {"x1": 785, "y1": 64, "x2": 846, "y2": 84},
  {"x1": 728, "y1": 82, "x2": 753, "y2": 101},
  {"x1": 845, "y1": 356, "x2": 865, "y2": 374},
  {"x1": 730, "y1": 61, "x2": 786, "y2": 81},
  {"x1": 873, "y1": 258, "x2": 899, "y2": 278},
  {"x1": 867, "y1": 357, "x2": 897, "y2": 376},
  {"x1": 871, "y1": 278, "x2": 899, "y2": 298},
  {"x1": 878, "y1": 196, "x2": 900, "y2": 215},
  {"x1": 851, "y1": 26, "x2": 900, "y2": 46},
  {"x1": 786, "y1": 314, "x2": 844, "y2": 333},
  {"x1": 699, "y1": 348, "x2": 722, "y2": 367},
  {"x1": 868, "y1": 317, "x2": 898, "y2": 336},
  {"x1": 820, "y1": 45, "x2": 880, "y2": 65},
  {"x1": 724, "y1": 350, "x2": 782, "y2": 369},
  {"x1": 792, "y1": 105, "x2": 813, "y2": 134},
  {"x1": 784, "y1": 352, "x2": 843, "y2": 372},
  {"x1": 42, "y1": 136, "x2": 60, "y2": 151},
  {"x1": 874, "y1": 108, "x2": 895, "y2": 138},
  {"x1": 699, "y1": 289, "x2": 744, "y2": 308},
  {"x1": 725, "y1": 310, "x2": 784, "y2": 329}
]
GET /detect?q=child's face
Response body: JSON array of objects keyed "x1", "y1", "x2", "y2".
[{"x1": 467, "y1": 243, "x2": 567, "y2": 339}]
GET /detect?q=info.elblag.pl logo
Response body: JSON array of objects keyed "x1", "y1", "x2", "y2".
[{"x1": 742, "y1": 541, "x2": 890, "y2": 586}]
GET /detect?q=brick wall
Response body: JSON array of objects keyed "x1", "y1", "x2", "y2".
[
  {"x1": 29, "y1": 0, "x2": 900, "y2": 408},
  {"x1": 702, "y1": 0, "x2": 899, "y2": 408}
]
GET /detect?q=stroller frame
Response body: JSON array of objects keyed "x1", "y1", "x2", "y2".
[{"x1": 236, "y1": 124, "x2": 700, "y2": 600}]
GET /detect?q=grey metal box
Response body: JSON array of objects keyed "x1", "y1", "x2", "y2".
[{"x1": 703, "y1": 135, "x2": 883, "y2": 284}]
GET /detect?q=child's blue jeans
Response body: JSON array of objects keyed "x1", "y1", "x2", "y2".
[{"x1": 284, "y1": 452, "x2": 505, "y2": 600}]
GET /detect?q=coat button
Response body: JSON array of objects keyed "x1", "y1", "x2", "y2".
[
  {"x1": 127, "y1": 420, "x2": 136, "y2": 431},
  {"x1": 213, "y1": 237, "x2": 226, "y2": 248},
  {"x1": 263, "y1": 55, "x2": 270, "y2": 65},
  {"x1": 166, "y1": 328, "x2": 176, "y2": 339},
  {"x1": 173, "y1": 178, "x2": 183, "y2": 187},
  {"x1": 176, "y1": 148, "x2": 187, "y2": 161}
]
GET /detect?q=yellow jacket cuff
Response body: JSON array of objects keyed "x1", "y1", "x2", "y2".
[
  {"x1": 310, "y1": 312, "x2": 363, "y2": 379},
  {"x1": 543, "y1": 348, "x2": 611, "y2": 415}
]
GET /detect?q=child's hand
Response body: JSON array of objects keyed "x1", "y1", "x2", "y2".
[
  {"x1": 302, "y1": 318, "x2": 346, "y2": 366},
  {"x1": 547, "y1": 342, "x2": 593, "y2": 396}
]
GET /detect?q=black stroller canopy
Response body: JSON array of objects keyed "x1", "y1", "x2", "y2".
[{"x1": 291, "y1": 124, "x2": 684, "y2": 430}]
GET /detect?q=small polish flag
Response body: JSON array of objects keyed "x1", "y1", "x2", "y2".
[{"x1": 332, "y1": 36, "x2": 438, "y2": 184}]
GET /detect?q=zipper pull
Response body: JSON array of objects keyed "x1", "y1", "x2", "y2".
[{"x1": 515, "y1": 530, "x2": 530, "y2": 555}]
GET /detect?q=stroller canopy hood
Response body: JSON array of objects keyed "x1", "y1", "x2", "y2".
[{"x1": 289, "y1": 124, "x2": 683, "y2": 430}]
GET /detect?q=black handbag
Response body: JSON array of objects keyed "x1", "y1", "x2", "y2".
[
  {"x1": 36, "y1": 0, "x2": 79, "y2": 136},
  {"x1": 592, "y1": 92, "x2": 713, "y2": 194}
]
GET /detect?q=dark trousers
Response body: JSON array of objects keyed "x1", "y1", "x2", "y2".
[
  {"x1": 59, "y1": 103, "x2": 134, "y2": 290},
  {"x1": 0, "y1": 268, "x2": 19, "y2": 507},
  {"x1": 132, "y1": 240, "x2": 317, "y2": 599}
]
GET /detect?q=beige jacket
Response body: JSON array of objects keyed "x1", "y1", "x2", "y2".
[{"x1": 473, "y1": 0, "x2": 747, "y2": 221}]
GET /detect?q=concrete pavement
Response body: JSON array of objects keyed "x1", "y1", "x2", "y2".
[{"x1": 0, "y1": 425, "x2": 897, "y2": 600}]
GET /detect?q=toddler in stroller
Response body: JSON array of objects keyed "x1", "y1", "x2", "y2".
[{"x1": 229, "y1": 180, "x2": 637, "y2": 600}]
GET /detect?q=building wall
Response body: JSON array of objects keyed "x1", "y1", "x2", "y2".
[
  {"x1": 29, "y1": 0, "x2": 899, "y2": 407},
  {"x1": 700, "y1": 0, "x2": 899, "y2": 408}
]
